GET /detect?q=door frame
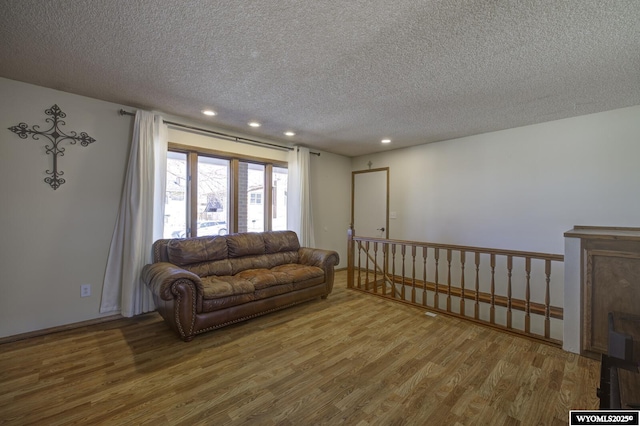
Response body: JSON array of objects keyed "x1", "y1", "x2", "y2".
[{"x1": 351, "y1": 167, "x2": 389, "y2": 239}]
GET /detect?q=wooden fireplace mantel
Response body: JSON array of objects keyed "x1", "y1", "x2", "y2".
[
  {"x1": 564, "y1": 226, "x2": 640, "y2": 242},
  {"x1": 564, "y1": 226, "x2": 640, "y2": 356}
]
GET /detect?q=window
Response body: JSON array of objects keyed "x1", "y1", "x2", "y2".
[
  {"x1": 163, "y1": 145, "x2": 287, "y2": 238},
  {"x1": 242, "y1": 162, "x2": 265, "y2": 232},
  {"x1": 197, "y1": 156, "x2": 229, "y2": 237},
  {"x1": 272, "y1": 166, "x2": 288, "y2": 231},
  {"x1": 165, "y1": 151, "x2": 187, "y2": 238},
  {"x1": 250, "y1": 193, "x2": 262, "y2": 205}
]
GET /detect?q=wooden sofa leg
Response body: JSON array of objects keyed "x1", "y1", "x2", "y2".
[{"x1": 321, "y1": 295, "x2": 328, "y2": 300}]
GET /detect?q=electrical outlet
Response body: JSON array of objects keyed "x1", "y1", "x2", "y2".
[{"x1": 81, "y1": 284, "x2": 91, "y2": 298}]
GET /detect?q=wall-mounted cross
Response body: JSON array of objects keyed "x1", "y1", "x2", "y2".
[{"x1": 8, "y1": 104, "x2": 96, "y2": 190}]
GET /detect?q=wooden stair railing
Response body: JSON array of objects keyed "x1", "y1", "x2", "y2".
[{"x1": 347, "y1": 226, "x2": 565, "y2": 346}]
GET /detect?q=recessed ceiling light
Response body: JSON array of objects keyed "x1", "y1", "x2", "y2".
[
  {"x1": 248, "y1": 121, "x2": 261, "y2": 127},
  {"x1": 381, "y1": 139, "x2": 391, "y2": 144},
  {"x1": 202, "y1": 110, "x2": 216, "y2": 116},
  {"x1": 284, "y1": 131, "x2": 296, "y2": 136}
]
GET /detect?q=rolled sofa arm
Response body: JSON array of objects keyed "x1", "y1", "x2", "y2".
[
  {"x1": 299, "y1": 247, "x2": 340, "y2": 296},
  {"x1": 141, "y1": 262, "x2": 203, "y2": 300},
  {"x1": 298, "y1": 247, "x2": 340, "y2": 269}
]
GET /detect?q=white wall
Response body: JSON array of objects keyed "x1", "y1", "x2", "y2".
[
  {"x1": 310, "y1": 151, "x2": 352, "y2": 267},
  {"x1": 0, "y1": 78, "x2": 352, "y2": 338},
  {"x1": 0, "y1": 78, "x2": 131, "y2": 338},
  {"x1": 352, "y1": 105, "x2": 640, "y2": 254},
  {"x1": 352, "y1": 106, "x2": 640, "y2": 347}
]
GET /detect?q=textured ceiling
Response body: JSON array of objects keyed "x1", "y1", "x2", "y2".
[{"x1": 1, "y1": 1, "x2": 639, "y2": 157}]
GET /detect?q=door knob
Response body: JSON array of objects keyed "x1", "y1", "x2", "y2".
[{"x1": 377, "y1": 227, "x2": 385, "y2": 232}]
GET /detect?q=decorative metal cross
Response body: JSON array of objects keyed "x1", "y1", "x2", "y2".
[{"x1": 8, "y1": 104, "x2": 96, "y2": 190}]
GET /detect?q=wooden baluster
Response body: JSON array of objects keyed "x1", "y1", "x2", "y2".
[
  {"x1": 347, "y1": 226, "x2": 354, "y2": 288},
  {"x1": 411, "y1": 246, "x2": 417, "y2": 303},
  {"x1": 383, "y1": 242, "x2": 388, "y2": 294},
  {"x1": 474, "y1": 252, "x2": 480, "y2": 319},
  {"x1": 422, "y1": 246, "x2": 428, "y2": 307},
  {"x1": 365, "y1": 241, "x2": 370, "y2": 291},
  {"x1": 490, "y1": 253, "x2": 496, "y2": 324},
  {"x1": 525, "y1": 257, "x2": 531, "y2": 334},
  {"x1": 434, "y1": 248, "x2": 440, "y2": 309},
  {"x1": 446, "y1": 249, "x2": 452, "y2": 312},
  {"x1": 391, "y1": 244, "x2": 396, "y2": 298},
  {"x1": 460, "y1": 250, "x2": 466, "y2": 315},
  {"x1": 373, "y1": 241, "x2": 378, "y2": 294},
  {"x1": 401, "y1": 245, "x2": 406, "y2": 300},
  {"x1": 545, "y1": 259, "x2": 551, "y2": 339},
  {"x1": 356, "y1": 241, "x2": 362, "y2": 289},
  {"x1": 507, "y1": 255, "x2": 513, "y2": 329}
]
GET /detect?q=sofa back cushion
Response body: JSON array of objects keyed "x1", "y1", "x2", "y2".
[
  {"x1": 155, "y1": 231, "x2": 303, "y2": 276},
  {"x1": 167, "y1": 236, "x2": 228, "y2": 266},
  {"x1": 264, "y1": 231, "x2": 300, "y2": 253},
  {"x1": 227, "y1": 233, "x2": 265, "y2": 257},
  {"x1": 228, "y1": 252, "x2": 300, "y2": 275},
  {"x1": 183, "y1": 259, "x2": 233, "y2": 278}
]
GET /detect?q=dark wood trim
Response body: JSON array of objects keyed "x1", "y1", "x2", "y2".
[
  {"x1": 187, "y1": 152, "x2": 198, "y2": 237},
  {"x1": 169, "y1": 142, "x2": 288, "y2": 168},
  {"x1": 351, "y1": 235, "x2": 564, "y2": 261},
  {"x1": 230, "y1": 158, "x2": 239, "y2": 234},
  {"x1": 564, "y1": 226, "x2": 640, "y2": 242},
  {"x1": 265, "y1": 163, "x2": 273, "y2": 231},
  {"x1": 0, "y1": 314, "x2": 123, "y2": 345}
]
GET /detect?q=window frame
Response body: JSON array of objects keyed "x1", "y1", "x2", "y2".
[{"x1": 168, "y1": 142, "x2": 287, "y2": 237}]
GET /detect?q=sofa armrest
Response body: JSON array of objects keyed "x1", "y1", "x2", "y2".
[
  {"x1": 298, "y1": 247, "x2": 340, "y2": 269},
  {"x1": 141, "y1": 262, "x2": 203, "y2": 301}
]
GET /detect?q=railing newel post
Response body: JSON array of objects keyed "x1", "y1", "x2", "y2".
[{"x1": 347, "y1": 225, "x2": 354, "y2": 289}]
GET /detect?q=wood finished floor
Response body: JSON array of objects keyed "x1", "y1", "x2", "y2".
[{"x1": 1, "y1": 271, "x2": 599, "y2": 425}]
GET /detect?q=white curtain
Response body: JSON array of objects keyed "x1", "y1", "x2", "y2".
[
  {"x1": 287, "y1": 146, "x2": 315, "y2": 247},
  {"x1": 100, "y1": 111, "x2": 168, "y2": 317}
]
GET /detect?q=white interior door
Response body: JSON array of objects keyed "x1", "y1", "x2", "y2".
[{"x1": 352, "y1": 168, "x2": 388, "y2": 238}]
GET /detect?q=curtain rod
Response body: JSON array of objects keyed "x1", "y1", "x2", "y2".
[{"x1": 119, "y1": 109, "x2": 320, "y2": 156}]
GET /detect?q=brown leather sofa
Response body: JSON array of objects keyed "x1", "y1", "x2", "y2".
[{"x1": 142, "y1": 230, "x2": 340, "y2": 341}]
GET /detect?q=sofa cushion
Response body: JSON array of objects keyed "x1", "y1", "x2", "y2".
[
  {"x1": 200, "y1": 275, "x2": 255, "y2": 299},
  {"x1": 235, "y1": 268, "x2": 292, "y2": 290},
  {"x1": 201, "y1": 293, "x2": 255, "y2": 313},
  {"x1": 167, "y1": 236, "x2": 228, "y2": 266},
  {"x1": 270, "y1": 264, "x2": 325, "y2": 282},
  {"x1": 264, "y1": 231, "x2": 300, "y2": 254},
  {"x1": 183, "y1": 259, "x2": 232, "y2": 278},
  {"x1": 227, "y1": 233, "x2": 265, "y2": 258}
]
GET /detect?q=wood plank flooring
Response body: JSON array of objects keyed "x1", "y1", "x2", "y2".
[{"x1": 0, "y1": 271, "x2": 600, "y2": 425}]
